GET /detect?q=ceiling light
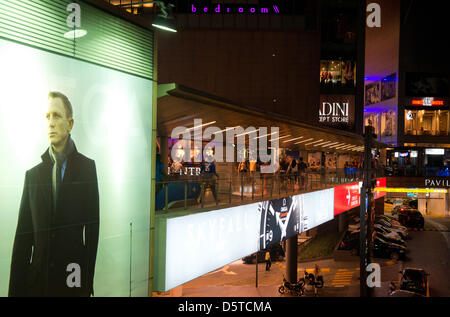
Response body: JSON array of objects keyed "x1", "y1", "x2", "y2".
[
  {"x1": 253, "y1": 131, "x2": 278, "y2": 140},
  {"x1": 322, "y1": 142, "x2": 340, "y2": 147},
  {"x1": 213, "y1": 126, "x2": 239, "y2": 134},
  {"x1": 185, "y1": 121, "x2": 216, "y2": 132},
  {"x1": 314, "y1": 141, "x2": 334, "y2": 147},
  {"x1": 295, "y1": 138, "x2": 314, "y2": 144},
  {"x1": 305, "y1": 139, "x2": 324, "y2": 146},
  {"x1": 283, "y1": 136, "x2": 304, "y2": 143},
  {"x1": 236, "y1": 129, "x2": 260, "y2": 137},
  {"x1": 152, "y1": 1, "x2": 177, "y2": 32},
  {"x1": 270, "y1": 135, "x2": 291, "y2": 142}
]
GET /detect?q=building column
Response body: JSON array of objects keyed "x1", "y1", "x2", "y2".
[
  {"x1": 338, "y1": 213, "x2": 346, "y2": 232},
  {"x1": 286, "y1": 235, "x2": 298, "y2": 283}
]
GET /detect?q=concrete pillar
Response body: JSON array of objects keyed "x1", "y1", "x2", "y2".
[
  {"x1": 286, "y1": 235, "x2": 298, "y2": 283},
  {"x1": 160, "y1": 136, "x2": 169, "y2": 175},
  {"x1": 375, "y1": 197, "x2": 384, "y2": 215},
  {"x1": 338, "y1": 213, "x2": 346, "y2": 232}
]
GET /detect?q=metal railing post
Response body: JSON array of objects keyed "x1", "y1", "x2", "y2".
[
  {"x1": 270, "y1": 174, "x2": 274, "y2": 198},
  {"x1": 252, "y1": 175, "x2": 255, "y2": 200},
  {"x1": 241, "y1": 174, "x2": 244, "y2": 201},
  {"x1": 215, "y1": 178, "x2": 219, "y2": 206},
  {"x1": 201, "y1": 181, "x2": 205, "y2": 208},
  {"x1": 184, "y1": 181, "x2": 187, "y2": 210},
  {"x1": 164, "y1": 182, "x2": 168, "y2": 211},
  {"x1": 278, "y1": 174, "x2": 281, "y2": 196},
  {"x1": 229, "y1": 177, "x2": 232, "y2": 204}
]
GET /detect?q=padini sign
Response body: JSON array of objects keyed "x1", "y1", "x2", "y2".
[
  {"x1": 319, "y1": 101, "x2": 349, "y2": 123},
  {"x1": 318, "y1": 94, "x2": 355, "y2": 129}
]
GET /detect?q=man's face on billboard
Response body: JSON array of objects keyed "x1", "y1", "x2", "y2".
[{"x1": 46, "y1": 97, "x2": 73, "y2": 151}]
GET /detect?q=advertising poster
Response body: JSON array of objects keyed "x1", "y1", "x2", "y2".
[
  {"x1": 325, "y1": 153, "x2": 337, "y2": 169},
  {"x1": 0, "y1": 39, "x2": 153, "y2": 296},
  {"x1": 381, "y1": 73, "x2": 397, "y2": 101},
  {"x1": 164, "y1": 203, "x2": 261, "y2": 291},
  {"x1": 374, "y1": 178, "x2": 387, "y2": 199},
  {"x1": 382, "y1": 110, "x2": 396, "y2": 137},
  {"x1": 161, "y1": 187, "x2": 335, "y2": 291},
  {"x1": 258, "y1": 197, "x2": 301, "y2": 250},
  {"x1": 300, "y1": 189, "x2": 334, "y2": 232},
  {"x1": 308, "y1": 152, "x2": 322, "y2": 171},
  {"x1": 365, "y1": 81, "x2": 381, "y2": 105},
  {"x1": 334, "y1": 182, "x2": 362, "y2": 216}
]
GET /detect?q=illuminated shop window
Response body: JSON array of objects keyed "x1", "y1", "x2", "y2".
[
  {"x1": 404, "y1": 110, "x2": 449, "y2": 136},
  {"x1": 320, "y1": 60, "x2": 356, "y2": 88},
  {"x1": 437, "y1": 110, "x2": 449, "y2": 136},
  {"x1": 405, "y1": 110, "x2": 418, "y2": 135}
]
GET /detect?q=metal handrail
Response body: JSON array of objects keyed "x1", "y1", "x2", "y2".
[{"x1": 156, "y1": 168, "x2": 386, "y2": 212}]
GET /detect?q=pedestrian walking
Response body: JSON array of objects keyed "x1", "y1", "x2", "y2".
[{"x1": 265, "y1": 251, "x2": 271, "y2": 271}]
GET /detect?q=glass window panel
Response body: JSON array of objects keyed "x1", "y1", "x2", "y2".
[
  {"x1": 405, "y1": 110, "x2": 417, "y2": 135},
  {"x1": 437, "y1": 110, "x2": 449, "y2": 136},
  {"x1": 418, "y1": 110, "x2": 436, "y2": 136}
]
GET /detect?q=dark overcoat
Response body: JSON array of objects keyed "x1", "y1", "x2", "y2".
[{"x1": 9, "y1": 146, "x2": 99, "y2": 297}]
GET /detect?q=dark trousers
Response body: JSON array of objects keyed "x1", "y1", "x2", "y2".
[{"x1": 265, "y1": 260, "x2": 271, "y2": 271}]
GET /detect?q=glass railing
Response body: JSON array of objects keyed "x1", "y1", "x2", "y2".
[{"x1": 155, "y1": 168, "x2": 386, "y2": 212}]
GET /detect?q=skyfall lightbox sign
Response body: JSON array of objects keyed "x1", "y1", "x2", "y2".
[
  {"x1": 319, "y1": 95, "x2": 355, "y2": 130},
  {"x1": 159, "y1": 188, "x2": 335, "y2": 292}
]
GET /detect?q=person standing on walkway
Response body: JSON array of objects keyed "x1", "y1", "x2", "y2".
[{"x1": 265, "y1": 251, "x2": 271, "y2": 271}]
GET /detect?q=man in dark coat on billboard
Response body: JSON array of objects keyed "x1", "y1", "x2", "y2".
[{"x1": 9, "y1": 92, "x2": 99, "y2": 297}]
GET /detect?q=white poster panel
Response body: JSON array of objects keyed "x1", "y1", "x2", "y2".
[
  {"x1": 299, "y1": 188, "x2": 334, "y2": 233},
  {"x1": 165, "y1": 203, "x2": 260, "y2": 291},
  {"x1": 0, "y1": 39, "x2": 153, "y2": 297}
]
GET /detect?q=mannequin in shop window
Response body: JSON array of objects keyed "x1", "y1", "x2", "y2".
[{"x1": 199, "y1": 147, "x2": 219, "y2": 204}]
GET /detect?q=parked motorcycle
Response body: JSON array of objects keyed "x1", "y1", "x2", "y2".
[
  {"x1": 299, "y1": 270, "x2": 324, "y2": 289},
  {"x1": 278, "y1": 276, "x2": 305, "y2": 296}
]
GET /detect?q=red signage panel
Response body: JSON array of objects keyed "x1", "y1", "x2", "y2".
[
  {"x1": 374, "y1": 177, "x2": 387, "y2": 199},
  {"x1": 334, "y1": 182, "x2": 362, "y2": 216}
]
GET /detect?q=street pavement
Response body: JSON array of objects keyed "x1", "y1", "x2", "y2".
[
  {"x1": 180, "y1": 256, "x2": 400, "y2": 297},
  {"x1": 397, "y1": 216, "x2": 450, "y2": 297},
  {"x1": 177, "y1": 215, "x2": 449, "y2": 297}
]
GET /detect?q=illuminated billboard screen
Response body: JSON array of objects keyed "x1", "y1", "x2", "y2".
[
  {"x1": 0, "y1": 39, "x2": 153, "y2": 297},
  {"x1": 161, "y1": 188, "x2": 335, "y2": 291},
  {"x1": 165, "y1": 203, "x2": 261, "y2": 291},
  {"x1": 299, "y1": 189, "x2": 334, "y2": 232},
  {"x1": 259, "y1": 197, "x2": 301, "y2": 250}
]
